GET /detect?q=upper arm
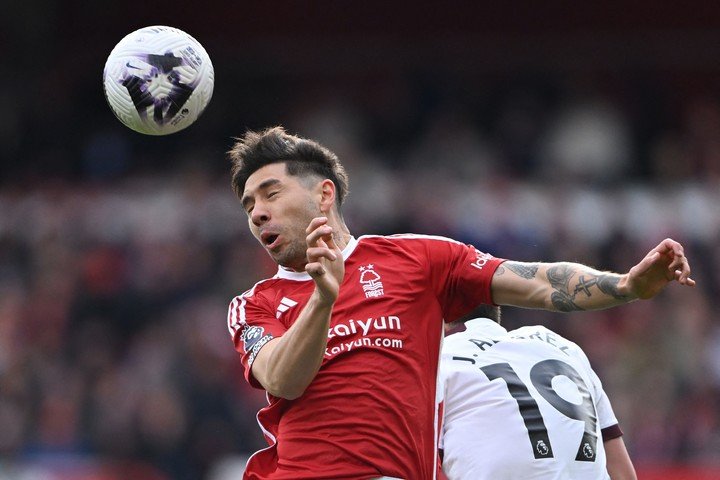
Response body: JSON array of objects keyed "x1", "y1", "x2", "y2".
[
  {"x1": 249, "y1": 336, "x2": 281, "y2": 391},
  {"x1": 604, "y1": 436, "x2": 637, "y2": 480},
  {"x1": 490, "y1": 261, "x2": 550, "y2": 309},
  {"x1": 228, "y1": 290, "x2": 288, "y2": 390}
]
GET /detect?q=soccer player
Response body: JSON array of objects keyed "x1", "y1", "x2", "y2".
[
  {"x1": 226, "y1": 126, "x2": 693, "y2": 480},
  {"x1": 440, "y1": 305, "x2": 637, "y2": 480}
]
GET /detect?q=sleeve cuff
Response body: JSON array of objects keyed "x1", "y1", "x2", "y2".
[{"x1": 601, "y1": 424, "x2": 623, "y2": 441}]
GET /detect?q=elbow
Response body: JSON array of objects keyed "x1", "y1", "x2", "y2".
[
  {"x1": 269, "y1": 385, "x2": 305, "y2": 400},
  {"x1": 263, "y1": 377, "x2": 309, "y2": 400},
  {"x1": 279, "y1": 389, "x2": 304, "y2": 401}
]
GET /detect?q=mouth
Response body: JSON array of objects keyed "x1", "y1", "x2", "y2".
[{"x1": 261, "y1": 232, "x2": 280, "y2": 249}]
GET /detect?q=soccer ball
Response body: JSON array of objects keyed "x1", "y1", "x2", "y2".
[{"x1": 103, "y1": 25, "x2": 214, "y2": 135}]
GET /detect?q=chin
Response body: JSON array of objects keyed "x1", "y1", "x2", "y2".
[
  {"x1": 269, "y1": 240, "x2": 305, "y2": 269},
  {"x1": 276, "y1": 255, "x2": 306, "y2": 272},
  {"x1": 271, "y1": 251, "x2": 292, "y2": 267}
]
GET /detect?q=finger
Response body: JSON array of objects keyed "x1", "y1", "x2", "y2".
[
  {"x1": 674, "y1": 271, "x2": 696, "y2": 285},
  {"x1": 652, "y1": 238, "x2": 682, "y2": 256},
  {"x1": 324, "y1": 232, "x2": 340, "y2": 252},
  {"x1": 632, "y1": 251, "x2": 661, "y2": 274},
  {"x1": 305, "y1": 217, "x2": 328, "y2": 235},
  {"x1": 306, "y1": 246, "x2": 337, "y2": 262},
  {"x1": 670, "y1": 256, "x2": 690, "y2": 278},
  {"x1": 305, "y1": 262, "x2": 326, "y2": 278},
  {"x1": 306, "y1": 225, "x2": 333, "y2": 247},
  {"x1": 666, "y1": 239, "x2": 685, "y2": 259},
  {"x1": 674, "y1": 269, "x2": 696, "y2": 286},
  {"x1": 667, "y1": 254, "x2": 685, "y2": 272},
  {"x1": 660, "y1": 240, "x2": 693, "y2": 284}
]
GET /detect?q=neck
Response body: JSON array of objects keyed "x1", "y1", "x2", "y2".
[
  {"x1": 326, "y1": 213, "x2": 351, "y2": 251},
  {"x1": 283, "y1": 221, "x2": 352, "y2": 273},
  {"x1": 332, "y1": 230, "x2": 352, "y2": 251}
]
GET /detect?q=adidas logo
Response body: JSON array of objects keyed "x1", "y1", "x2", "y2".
[{"x1": 276, "y1": 297, "x2": 298, "y2": 318}]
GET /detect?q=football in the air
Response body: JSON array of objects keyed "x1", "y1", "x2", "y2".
[{"x1": 103, "y1": 25, "x2": 214, "y2": 135}]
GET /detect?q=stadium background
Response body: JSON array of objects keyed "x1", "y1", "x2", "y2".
[{"x1": 1, "y1": 1, "x2": 719, "y2": 479}]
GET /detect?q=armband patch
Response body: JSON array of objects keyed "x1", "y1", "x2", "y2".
[
  {"x1": 241, "y1": 325, "x2": 266, "y2": 353},
  {"x1": 247, "y1": 334, "x2": 274, "y2": 367}
]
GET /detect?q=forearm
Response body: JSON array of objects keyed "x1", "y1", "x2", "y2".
[
  {"x1": 493, "y1": 261, "x2": 637, "y2": 312},
  {"x1": 255, "y1": 293, "x2": 333, "y2": 399},
  {"x1": 541, "y1": 262, "x2": 637, "y2": 311}
]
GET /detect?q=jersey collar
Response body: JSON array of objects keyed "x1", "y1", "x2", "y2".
[{"x1": 275, "y1": 236, "x2": 359, "y2": 281}]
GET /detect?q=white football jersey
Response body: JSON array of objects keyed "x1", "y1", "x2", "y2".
[{"x1": 440, "y1": 318, "x2": 619, "y2": 480}]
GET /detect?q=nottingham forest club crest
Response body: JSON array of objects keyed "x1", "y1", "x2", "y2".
[{"x1": 358, "y1": 264, "x2": 384, "y2": 298}]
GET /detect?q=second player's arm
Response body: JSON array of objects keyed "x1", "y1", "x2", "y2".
[{"x1": 604, "y1": 437, "x2": 638, "y2": 480}]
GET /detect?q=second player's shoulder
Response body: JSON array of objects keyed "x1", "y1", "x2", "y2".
[
  {"x1": 442, "y1": 319, "x2": 507, "y2": 351},
  {"x1": 509, "y1": 325, "x2": 587, "y2": 359},
  {"x1": 511, "y1": 324, "x2": 568, "y2": 342},
  {"x1": 441, "y1": 328, "x2": 475, "y2": 358},
  {"x1": 442, "y1": 329, "x2": 469, "y2": 350}
]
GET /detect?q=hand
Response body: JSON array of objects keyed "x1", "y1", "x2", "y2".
[
  {"x1": 623, "y1": 238, "x2": 695, "y2": 299},
  {"x1": 305, "y1": 217, "x2": 345, "y2": 303}
]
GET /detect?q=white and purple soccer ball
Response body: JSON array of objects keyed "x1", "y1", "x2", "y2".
[{"x1": 103, "y1": 26, "x2": 214, "y2": 135}]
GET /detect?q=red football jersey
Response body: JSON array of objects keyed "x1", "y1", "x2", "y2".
[{"x1": 227, "y1": 235, "x2": 504, "y2": 480}]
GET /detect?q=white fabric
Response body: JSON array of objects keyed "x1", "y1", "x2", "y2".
[{"x1": 440, "y1": 318, "x2": 618, "y2": 480}]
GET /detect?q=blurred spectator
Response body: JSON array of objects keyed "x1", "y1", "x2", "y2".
[{"x1": 1, "y1": 6, "x2": 720, "y2": 478}]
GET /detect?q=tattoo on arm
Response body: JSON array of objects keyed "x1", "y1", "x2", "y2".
[
  {"x1": 573, "y1": 275, "x2": 597, "y2": 297},
  {"x1": 551, "y1": 291, "x2": 583, "y2": 312},
  {"x1": 546, "y1": 264, "x2": 574, "y2": 292},
  {"x1": 546, "y1": 265, "x2": 583, "y2": 312},
  {"x1": 596, "y1": 274, "x2": 628, "y2": 300},
  {"x1": 504, "y1": 262, "x2": 540, "y2": 280},
  {"x1": 545, "y1": 265, "x2": 628, "y2": 311}
]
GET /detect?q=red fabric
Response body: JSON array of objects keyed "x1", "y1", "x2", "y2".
[{"x1": 229, "y1": 235, "x2": 504, "y2": 479}]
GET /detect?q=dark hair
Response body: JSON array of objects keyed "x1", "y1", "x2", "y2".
[
  {"x1": 228, "y1": 126, "x2": 350, "y2": 209},
  {"x1": 452, "y1": 304, "x2": 501, "y2": 327}
]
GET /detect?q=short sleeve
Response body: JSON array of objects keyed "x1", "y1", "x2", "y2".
[
  {"x1": 424, "y1": 238, "x2": 505, "y2": 322},
  {"x1": 227, "y1": 289, "x2": 289, "y2": 389},
  {"x1": 572, "y1": 345, "x2": 619, "y2": 431}
]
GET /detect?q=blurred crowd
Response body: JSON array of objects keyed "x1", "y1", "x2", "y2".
[{"x1": 2, "y1": 18, "x2": 720, "y2": 478}]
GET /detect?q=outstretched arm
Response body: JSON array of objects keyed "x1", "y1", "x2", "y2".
[
  {"x1": 492, "y1": 238, "x2": 695, "y2": 311},
  {"x1": 605, "y1": 437, "x2": 637, "y2": 480},
  {"x1": 251, "y1": 217, "x2": 344, "y2": 399}
]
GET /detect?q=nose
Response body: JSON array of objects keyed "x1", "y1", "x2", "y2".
[{"x1": 250, "y1": 203, "x2": 270, "y2": 226}]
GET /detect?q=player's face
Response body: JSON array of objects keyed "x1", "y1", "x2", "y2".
[{"x1": 242, "y1": 162, "x2": 323, "y2": 270}]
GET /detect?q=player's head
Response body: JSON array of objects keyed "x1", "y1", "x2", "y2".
[
  {"x1": 451, "y1": 304, "x2": 502, "y2": 329},
  {"x1": 229, "y1": 126, "x2": 349, "y2": 210},
  {"x1": 229, "y1": 127, "x2": 350, "y2": 270}
]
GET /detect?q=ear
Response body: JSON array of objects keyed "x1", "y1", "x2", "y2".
[{"x1": 318, "y1": 179, "x2": 336, "y2": 214}]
